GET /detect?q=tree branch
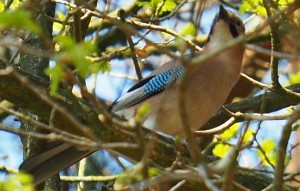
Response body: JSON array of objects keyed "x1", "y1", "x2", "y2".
[{"x1": 0, "y1": 65, "x2": 299, "y2": 190}]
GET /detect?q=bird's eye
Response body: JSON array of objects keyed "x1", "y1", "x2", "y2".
[
  {"x1": 229, "y1": 23, "x2": 239, "y2": 37},
  {"x1": 229, "y1": 19, "x2": 245, "y2": 37},
  {"x1": 235, "y1": 20, "x2": 245, "y2": 32},
  {"x1": 236, "y1": 20, "x2": 243, "y2": 28}
]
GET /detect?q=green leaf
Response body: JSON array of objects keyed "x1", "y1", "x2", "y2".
[
  {"x1": 54, "y1": 35, "x2": 76, "y2": 50},
  {"x1": 286, "y1": 71, "x2": 300, "y2": 86},
  {"x1": 278, "y1": 0, "x2": 294, "y2": 6},
  {"x1": 54, "y1": 35, "x2": 97, "y2": 77},
  {"x1": 148, "y1": 168, "x2": 161, "y2": 177},
  {"x1": 11, "y1": 0, "x2": 22, "y2": 9},
  {"x1": 3, "y1": 172, "x2": 34, "y2": 191},
  {"x1": 136, "y1": 0, "x2": 152, "y2": 7},
  {"x1": 220, "y1": 123, "x2": 239, "y2": 140},
  {"x1": 181, "y1": 22, "x2": 196, "y2": 36},
  {"x1": 53, "y1": 11, "x2": 66, "y2": 32},
  {"x1": 47, "y1": 35, "x2": 100, "y2": 94},
  {"x1": 137, "y1": 102, "x2": 151, "y2": 118},
  {"x1": 89, "y1": 61, "x2": 111, "y2": 74},
  {"x1": 136, "y1": 0, "x2": 177, "y2": 15},
  {"x1": 243, "y1": 128, "x2": 254, "y2": 143},
  {"x1": 240, "y1": 0, "x2": 294, "y2": 15},
  {"x1": 115, "y1": 163, "x2": 144, "y2": 185},
  {"x1": 45, "y1": 62, "x2": 64, "y2": 95},
  {"x1": 158, "y1": 0, "x2": 177, "y2": 15},
  {"x1": 256, "y1": 6, "x2": 267, "y2": 16},
  {"x1": 73, "y1": 43, "x2": 96, "y2": 77},
  {"x1": 115, "y1": 163, "x2": 160, "y2": 189},
  {"x1": 213, "y1": 143, "x2": 231, "y2": 158},
  {"x1": 239, "y1": 2, "x2": 252, "y2": 13},
  {"x1": 0, "y1": 10, "x2": 41, "y2": 34},
  {"x1": 0, "y1": 1, "x2": 4, "y2": 12},
  {"x1": 257, "y1": 139, "x2": 277, "y2": 166}
]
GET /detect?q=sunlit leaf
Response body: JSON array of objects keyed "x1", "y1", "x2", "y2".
[
  {"x1": 0, "y1": 1, "x2": 4, "y2": 12},
  {"x1": 136, "y1": 0, "x2": 153, "y2": 7},
  {"x1": 53, "y1": 35, "x2": 97, "y2": 77},
  {"x1": 181, "y1": 22, "x2": 196, "y2": 36},
  {"x1": 45, "y1": 62, "x2": 64, "y2": 95},
  {"x1": 0, "y1": 10, "x2": 41, "y2": 34},
  {"x1": 54, "y1": 35, "x2": 76, "y2": 50},
  {"x1": 243, "y1": 128, "x2": 254, "y2": 143},
  {"x1": 137, "y1": 102, "x2": 151, "y2": 119},
  {"x1": 89, "y1": 61, "x2": 111, "y2": 74},
  {"x1": 239, "y1": 2, "x2": 252, "y2": 13},
  {"x1": 11, "y1": 0, "x2": 22, "y2": 9},
  {"x1": 240, "y1": 0, "x2": 294, "y2": 15},
  {"x1": 115, "y1": 163, "x2": 144, "y2": 186},
  {"x1": 256, "y1": 6, "x2": 267, "y2": 16},
  {"x1": 286, "y1": 71, "x2": 300, "y2": 86},
  {"x1": 53, "y1": 11, "x2": 66, "y2": 32},
  {"x1": 47, "y1": 35, "x2": 105, "y2": 94},
  {"x1": 213, "y1": 143, "x2": 231, "y2": 158},
  {"x1": 137, "y1": 0, "x2": 177, "y2": 15},
  {"x1": 220, "y1": 123, "x2": 239, "y2": 140},
  {"x1": 4, "y1": 172, "x2": 34, "y2": 191},
  {"x1": 257, "y1": 139, "x2": 277, "y2": 166},
  {"x1": 278, "y1": 0, "x2": 294, "y2": 6},
  {"x1": 158, "y1": 0, "x2": 177, "y2": 15},
  {"x1": 148, "y1": 168, "x2": 161, "y2": 177}
]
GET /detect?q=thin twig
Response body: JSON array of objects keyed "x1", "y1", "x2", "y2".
[
  {"x1": 11, "y1": 69, "x2": 97, "y2": 140},
  {"x1": 0, "y1": 104, "x2": 89, "y2": 142},
  {"x1": 60, "y1": 175, "x2": 118, "y2": 182},
  {"x1": 262, "y1": 0, "x2": 282, "y2": 90},
  {"x1": 273, "y1": 105, "x2": 300, "y2": 190},
  {"x1": 246, "y1": 44, "x2": 300, "y2": 60},
  {"x1": 195, "y1": 117, "x2": 236, "y2": 136},
  {"x1": 240, "y1": 73, "x2": 271, "y2": 89}
]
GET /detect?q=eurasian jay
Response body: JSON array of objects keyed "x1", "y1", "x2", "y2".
[
  {"x1": 111, "y1": 5, "x2": 245, "y2": 136},
  {"x1": 20, "y1": 5, "x2": 245, "y2": 185}
]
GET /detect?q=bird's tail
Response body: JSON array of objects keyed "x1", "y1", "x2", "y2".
[{"x1": 19, "y1": 143, "x2": 93, "y2": 185}]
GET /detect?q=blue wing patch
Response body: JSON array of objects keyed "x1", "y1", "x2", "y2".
[
  {"x1": 144, "y1": 66, "x2": 185, "y2": 94},
  {"x1": 111, "y1": 66, "x2": 185, "y2": 112}
]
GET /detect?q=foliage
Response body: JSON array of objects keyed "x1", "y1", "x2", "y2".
[
  {"x1": 257, "y1": 138, "x2": 277, "y2": 166},
  {"x1": 115, "y1": 163, "x2": 160, "y2": 189},
  {"x1": 136, "y1": 0, "x2": 177, "y2": 15},
  {"x1": 45, "y1": 35, "x2": 111, "y2": 95},
  {"x1": 0, "y1": 173, "x2": 34, "y2": 191},
  {"x1": 240, "y1": 0, "x2": 294, "y2": 15},
  {"x1": 0, "y1": 9, "x2": 41, "y2": 34}
]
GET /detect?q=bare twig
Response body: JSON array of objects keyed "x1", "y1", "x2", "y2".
[
  {"x1": 262, "y1": 0, "x2": 282, "y2": 90},
  {"x1": 195, "y1": 117, "x2": 236, "y2": 136},
  {"x1": 273, "y1": 105, "x2": 300, "y2": 191},
  {"x1": 240, "y1": 73, "x2": 271, "y2": 89},
  {"x1": 60, "y1": 175, "x2": 118, "y2": 182}
]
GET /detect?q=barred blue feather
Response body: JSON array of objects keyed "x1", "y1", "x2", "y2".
[
  {"x1": 144, "y1": 66, "x2": 185, "y2": 94},
  {"x1": 111, "y1": 66, "x2": 185, "y2": 112}
]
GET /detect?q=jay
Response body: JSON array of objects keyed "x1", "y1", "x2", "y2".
[
  {"x1": 20, "y1": 5, "x2": 245, "y2": 185},
  {"x1": 111, "y1": 5, "x2": 245, "y2": 136}
]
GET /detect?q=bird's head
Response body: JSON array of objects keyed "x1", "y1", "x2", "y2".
[{"x1": 208, "y1": 5, "x2": 245, "y2": 47}]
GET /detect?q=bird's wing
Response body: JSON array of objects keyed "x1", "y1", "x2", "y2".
[{"x1": 111, "y1": 66, "x2": 185, "y2": 112}]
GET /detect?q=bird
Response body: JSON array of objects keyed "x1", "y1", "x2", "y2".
[
  {"x1": 111, "y1": 5, "x2": 245, "y2": 136},
  {"x1": 20, "y1": 5, "x2": 245, "y2": 186}
]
